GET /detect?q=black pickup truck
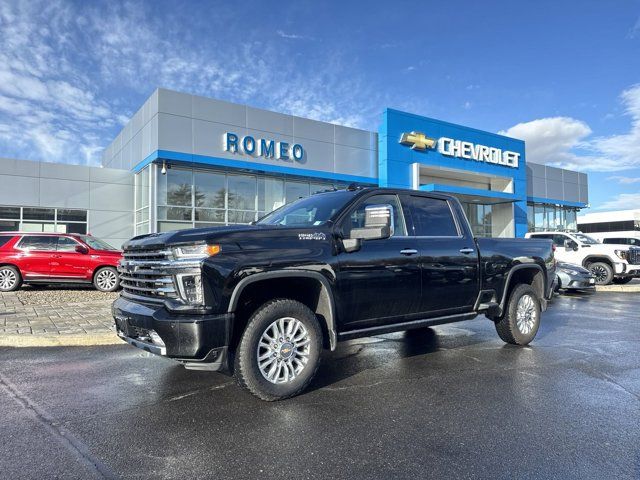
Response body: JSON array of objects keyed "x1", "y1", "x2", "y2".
[{"x1": 113, "y1": 187, "x2": 556, "y2": 400}]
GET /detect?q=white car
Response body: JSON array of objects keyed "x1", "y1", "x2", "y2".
[{"x1": 525, "y1": 231, "x2": 640, "y2": 285}]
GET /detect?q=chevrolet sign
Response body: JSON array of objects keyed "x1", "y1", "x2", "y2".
[{"x1": 399, "y1": 131, "x2": 520, "y2": 168}]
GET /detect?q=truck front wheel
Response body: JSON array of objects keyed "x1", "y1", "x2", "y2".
[
  {"x1": 234, "y1": 299, "x2": 323, "y2": 401},
  {"x1": 495, "y1": 284, "x2": 541, "y2": 345},
  {"x1": 588, "y1": 262, "x2": 613, "y2": 285}
]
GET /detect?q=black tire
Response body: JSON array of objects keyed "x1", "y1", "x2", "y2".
[
  {"x1": 495, "y1": 284, "x2": 541, "y2": 345},
  {"x1": 588, "y1": 262, "x2": 613, "y2": 285},
  {"x1": 234, "y1": 299, "x2": 322, "y2": 401},
  {"x1": 612, "y1": 277, "x2": 633, "y2": 285},
  {"x1": 0, "y1": 265, "x2": 22, "y2": 292},
  {"x1": 93, "y1": 266, "x2": 120, "y2": 292}
]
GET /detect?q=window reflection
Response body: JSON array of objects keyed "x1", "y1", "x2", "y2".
[{"x1": 155, "y1": 165, "x2": 354, "y2": 232}]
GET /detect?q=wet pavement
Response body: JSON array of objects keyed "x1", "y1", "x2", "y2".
[{"x1": 1, "y1": 292, "x2": 639, "y2": 479}]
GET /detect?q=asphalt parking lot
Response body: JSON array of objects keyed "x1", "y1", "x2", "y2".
[{"x1": 1, "y1": 291, "x2": 639, "y2": 480}]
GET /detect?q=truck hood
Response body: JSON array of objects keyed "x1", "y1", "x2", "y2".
[
  {"x1": 122, "y1": 224, "x2": 330, "y2": 250},
  {"x1": 123, "y1": 225, "x2": 270, "y2": 250}
]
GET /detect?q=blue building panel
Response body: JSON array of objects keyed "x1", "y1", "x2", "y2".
[{"x1": 379, "y1": 108, "x2": 530, "y2": 236}]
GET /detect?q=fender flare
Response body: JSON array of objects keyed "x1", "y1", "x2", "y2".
[
  {"x1": 228, "y1": 270, "x2": 338, "y2": 350},
  {"x1": 498, "y1": 263, "x2": 545, "y2": 313},
  {"x1": 581, "y1": 255, "x2": 615, "y2": 268}
]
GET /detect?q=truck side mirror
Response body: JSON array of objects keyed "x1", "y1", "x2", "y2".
[
  {"x1": 342, "y1": 204, "x2": 394, "y2": 253},
  {"x1": 350, "y1": 204, "x2": 393, "y2": 241}
]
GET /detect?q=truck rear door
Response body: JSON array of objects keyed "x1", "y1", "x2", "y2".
[{"x1": 399, "y1": 194, "x2": 480, "y2": 315}]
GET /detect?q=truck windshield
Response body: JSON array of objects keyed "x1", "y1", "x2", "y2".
[
  {"x1": 257, "y1": 191, "x2": 357, "y2": 227},
  {"x1": 574, "y1": 233, "x2": 599, "y2": 245}
]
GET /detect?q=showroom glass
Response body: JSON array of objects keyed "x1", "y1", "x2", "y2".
[
  {"x1": 0, "y1": 205, "x2": 87, "y2": 234},
  {"x1": 80, "y1": 235, "x2": 117, "y2": 251},
  {"x1": 155, "y1": 166, "x2": 353, "y2": 232},
  {"x1": 134, "y1": 167, "x2": 151, "y2": 235},
  {"x1": 345, "y1": 194, "x2": 407, "y2": 237},
  {"x1": 17, "y1": 235, "x2": 57, "y2": 251},
  {"x1": 406, "y1": 196, "x2": 458, "y2": 237},
  {"x1": 528, "y1": 203, "x2": 579, "y2": 232},
  {"x1": 257, "y1": 191, "x2": 357, "y2": 227},
  {"x1": 463, "y1": 203, "x2": 492, "y2": 237}
]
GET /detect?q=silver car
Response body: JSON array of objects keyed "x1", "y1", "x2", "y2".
[{"x1": 555, "y1": 262, "x2": 596, "y2": 292}]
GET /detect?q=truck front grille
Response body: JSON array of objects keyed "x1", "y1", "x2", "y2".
[
  {"x1": 119, "y1": 248, "x2": 178, "y2": 300},
  {"x1": 628, "y1": 248, "x2": 640, "y2": 265}
]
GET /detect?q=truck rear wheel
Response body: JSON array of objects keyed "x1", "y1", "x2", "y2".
[
  {"x1": 495, "y1": 284, "x2": 541, "y2": 345},
  {"x1": 234, "y1": 299, "x2": 322, "y2": 401}
]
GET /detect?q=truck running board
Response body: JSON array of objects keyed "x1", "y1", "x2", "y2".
[{"x1": 338, "y1": 312, "x2": 477, "y2": 341}]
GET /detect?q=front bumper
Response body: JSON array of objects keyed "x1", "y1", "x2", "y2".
[{"x1": 112, "y1": 296, "x2": 233, "y2": 371}]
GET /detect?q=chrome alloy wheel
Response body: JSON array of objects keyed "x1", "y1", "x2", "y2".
[
  {"x1": 257, "y1": 317, "x2": 311, "y2": 384},
  {"x1": 0, "y1": 268, "x2": 17, "y2": 291},
  {"x1": 96, "y1": 269, "x2": 118, "y2": 291},
  {"x1": 516, "y1": 294, "x2": 537, "y2": 335}
]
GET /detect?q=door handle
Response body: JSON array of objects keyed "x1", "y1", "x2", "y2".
[
  {"x1": 459, "y1": 248, "x2": 475, "y2": 255},
  {"x1": 400, "y1": 249, "x2": 418, "y2": 255},
  {"x1": 52, "y1": 254, "x2": 62, "y2": 258}
]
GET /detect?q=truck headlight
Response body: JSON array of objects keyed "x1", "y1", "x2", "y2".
[
  {"x1": 173, "y1": 244, "x2": 221, "y2": 259},
  {"x1": 614, "y1": 249, "x2": 627, "y2": 260},
  {"x1": 176, "y1": 273, "x2": 204, "y2": 305}
]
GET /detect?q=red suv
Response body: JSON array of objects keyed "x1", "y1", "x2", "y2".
[{"x1": 0, "y1": 232, "x2": 122, "y2": 292}]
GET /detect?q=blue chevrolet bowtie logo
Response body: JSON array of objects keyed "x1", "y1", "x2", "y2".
[{"x1": 399, "y1": 131, "x2": 436, "y2": 150}]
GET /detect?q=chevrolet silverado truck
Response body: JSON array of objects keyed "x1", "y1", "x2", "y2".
[{"x1": 113, "y1": 187, "x2": 556, "y2": 401}]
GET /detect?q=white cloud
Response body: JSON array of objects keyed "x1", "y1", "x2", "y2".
[
  {"x1": 499, "y1": 84, "x2": 640, "y2": 172},
  {"x1": 463, "y1": 101, "x2": 472, "y2": 110},
  {"x1": 606, "y1": 175, "x2": 640, "y2": 184},
  {"x1": 0, "y1": 1, "x2": 379, "y2": 165},
  {"x1": 276, "y1": 30, "x2": 308, "y2": 40},
  {"x1": 595, "y1": 193, "x2": 640, "y2": 210}
]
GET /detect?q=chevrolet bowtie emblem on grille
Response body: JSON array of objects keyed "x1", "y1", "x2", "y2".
[{"x1": 399, "y1": 131, "x2": 436, "y2": 150}]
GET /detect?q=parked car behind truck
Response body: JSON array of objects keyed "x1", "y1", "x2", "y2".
[
  {"x1": 113, "y1": 187, "x2": 556, "y2": 401},
  {"x1": 525, "y1": 231, "x2": 640, "y2": 285},
  {"x1": 0, "y1": 232, "x2": 122, "y2": 292}
]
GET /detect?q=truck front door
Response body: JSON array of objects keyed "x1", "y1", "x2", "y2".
[
  {"x1": 336, "y1": 193, "x2": 422, "y2": 330},
  {"x1": 400, "y1": 194, "x2": 479, "y2": 315}
]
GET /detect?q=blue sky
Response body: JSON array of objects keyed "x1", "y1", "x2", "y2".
[{"x1": 0, "y1": 0, "x2": 639, "y2": 210}]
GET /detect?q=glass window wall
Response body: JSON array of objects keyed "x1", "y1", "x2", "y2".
[
  {"x1": 0, "y1": 206, "x2": 87, "y2": 233},
  {"x1": 155, "y1": 166, "x2": 353, "y2": 232},
  {"x1": 527, "y1": 203, "x2": 580, "y2": 232}
]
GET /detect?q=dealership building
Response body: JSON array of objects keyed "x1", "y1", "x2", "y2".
[{"x1": 0, "y1": 88, "x2": 589, "y2": 247}]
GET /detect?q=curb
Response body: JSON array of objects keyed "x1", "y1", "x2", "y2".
[
  {"x1": 0, "y1": 332, "x2": 123, "y2": 348},
  {"x1": 595, "y1": 285, "x2": 640, "y2": 292}
]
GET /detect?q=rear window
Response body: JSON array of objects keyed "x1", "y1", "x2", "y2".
[
  {"x1": 0, "y1": 235, "x2": 14, "y2": 248},
  {"x1": 406, "y1": 196, "x2": 459, "y2": 237}
]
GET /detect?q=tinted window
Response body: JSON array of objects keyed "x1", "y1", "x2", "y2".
[
  {"x1": 529, "y1": 234, "x2": 554, "y2": 240},
  {"x1": 0, "y1": 235, "x2": 14, "y2": 248},
  {"x1": 552, "y1": 234, "x2": 570, "y2": 246},
  {"x1": 406, "y1": 196, "x2": 458, "y2": 237},
  {"x1": 56, "y1": 236, "x2": 80, "y2": 252},
  {"x1": 345, "y1": 194, "x2": 407, "y2": 237},
  {"x1": 603, "y1": 238, "x2": 625, "y2": 244},
  {"x1": 17, "y1": 235, "x2": 57, "y2": 251}
]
